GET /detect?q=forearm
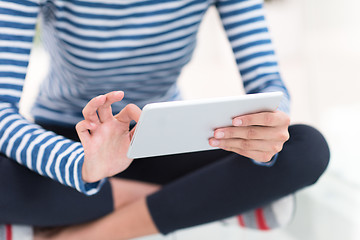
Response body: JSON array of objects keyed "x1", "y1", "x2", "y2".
[
  {"x1": 215, "y1": 0, "x2": 290, "y2": 114},
  {"x1": 0, "y1": 104, "x2": 106, "y2": 194}
]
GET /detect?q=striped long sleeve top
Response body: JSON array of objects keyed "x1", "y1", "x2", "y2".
[{"x1": 0, "y1": 0, "x2": 290, "y2": 195}]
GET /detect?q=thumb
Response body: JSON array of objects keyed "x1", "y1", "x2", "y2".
[{"x1": 114, "y1": 104, "x2": 142, "y2": 125}]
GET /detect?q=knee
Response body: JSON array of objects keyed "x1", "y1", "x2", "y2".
[{"x1": 286, "y1": 124, "x2": 330, "y2": 186}]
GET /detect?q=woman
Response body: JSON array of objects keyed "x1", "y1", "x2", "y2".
[{"x1": 0, "y1": 0, "x2": 330, "y2": 239}]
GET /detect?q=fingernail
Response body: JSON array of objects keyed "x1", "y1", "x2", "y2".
[
  {"x1": 96, "y1": 95, "x2": 104, "y2": 99},
  {"x1": 233, "y1": 119, "x2": 242, "y2": 126},
  {"x1": 214, "y1": 131, "x2": 224, "y2": 139},
  {"x1": 90, "y1": 122, "x2": 96, "y2": 128},
  {"x1": 210, "y1": 139, "x2": 220, "y2": 146}
]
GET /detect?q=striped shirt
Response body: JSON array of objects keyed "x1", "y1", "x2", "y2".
[{"x1": 0, "y1": 0, "x2": 290, "y2": 195}]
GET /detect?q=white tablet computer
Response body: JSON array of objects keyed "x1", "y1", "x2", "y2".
[{"x1": 127, "y1": 91, "x2": 283, "y2": 159}]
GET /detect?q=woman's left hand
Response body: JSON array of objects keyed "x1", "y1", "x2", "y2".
[{"x1": 209, "y1": 111, "x2": 290, "y2": 163}]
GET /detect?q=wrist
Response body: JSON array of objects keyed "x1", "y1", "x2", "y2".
[{"x1": 81, "y1": 160, "x2": 104, "y2": 183}]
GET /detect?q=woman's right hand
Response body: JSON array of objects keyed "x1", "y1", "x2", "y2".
[{"x1": 76, "y1": 91, "x2": 141, "y2": 183}]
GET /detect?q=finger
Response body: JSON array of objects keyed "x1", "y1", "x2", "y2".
[
  {"x1": 114, "y1": 104, "x2": 142, "y2": 124},
  {"x1": 212, "y1": 144, "x2": 274, "y2": 163},
  {"x1": 97, "y1": 91, "x2": 124, "y2": 122},
  {"x1": 82, "y1": 95, "x2": 106, "y2": 124},
  {"x1": 214, "y1": 126, "x2": 280, "y2": 140},
  {"x1": 233, "y1": 111, "x2": 290, "y2": 127},
  {"x1": 209, "y1": 138, "x2": 283, "y2": 152},
  {"x1": 76, "y1": 120, "x2": 97, "y2": 144}
]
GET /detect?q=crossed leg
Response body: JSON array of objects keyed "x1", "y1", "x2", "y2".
[{"x1": 34, "y1": 124, "x2": 329, "y2": 240}]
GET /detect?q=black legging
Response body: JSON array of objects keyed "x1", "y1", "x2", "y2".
[{"x1": 0, "y1": 124, "x2": 330, "y2": 234}]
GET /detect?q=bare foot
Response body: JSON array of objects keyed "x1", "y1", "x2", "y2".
[
  {"x1": 34, "y1": 222, "x2": 94, "y2": 240},
  {"x1": 34, "y1": 198, "x2": 158, "y2": 240},
  {"x1": 109, "y1": 178, "x2": 161, "y2": 209},
  {"x1": 34, "y1": 178, "x2": 161, "y2": 240}
]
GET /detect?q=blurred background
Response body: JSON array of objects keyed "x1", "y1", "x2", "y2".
[{"x1": 21, "y1": 0, "x2": 360, "y2": 239}]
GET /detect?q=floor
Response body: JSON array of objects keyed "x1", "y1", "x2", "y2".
[{"x1": 21, "y1": 0, "x2": 360, "y2": 239}]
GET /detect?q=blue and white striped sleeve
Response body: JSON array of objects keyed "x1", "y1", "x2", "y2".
[
  {"x1": 0, "y1": 0, "x2": 104, "y2": 195},
  {"x1": 215, "y1": 0, "x2": 290, "y2": 114}
]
